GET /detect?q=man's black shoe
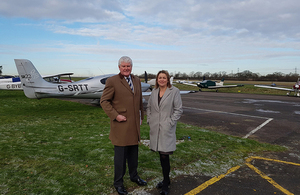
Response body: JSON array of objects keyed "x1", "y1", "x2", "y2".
[
  {"x1": 115, "y1": 186, "x2": 128, "y2": 195},
  {"x1": 156, "y1": 181, "x2": 170, "y2": 189},
  {"x1": 160, "y1": 189, "x2": 169, "y2": 195},
  {"x1": 131, "y1": 177, "x2": 147, "y2": 186}
]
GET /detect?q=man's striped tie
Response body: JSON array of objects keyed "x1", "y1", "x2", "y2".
[{"x1": 126, "y1": 77, "x2": 134, "y2": 92}]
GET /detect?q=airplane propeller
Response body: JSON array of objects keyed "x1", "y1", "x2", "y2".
[{"x1": 144, "y1": 71, "x2": 148, "y2": 83}]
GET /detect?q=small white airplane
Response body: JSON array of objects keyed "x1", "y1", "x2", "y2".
[
  {"x1": 176, "y1": 79, "x2": 193, "y2": 84},
  {"x1": 255, "y1": 78, "x2": 300, "y2": 97},
  {"x1": 14, "y1": 59, "x2": 151, "y2": 99},
  {"x1": 181, "y1": 77, "x2": 244, "y2": 92},
  {"x1": 0, "y1": 72, "x2": 74, "y2": 91},
  {"x1": 0, "y1": 76, "x2": 22, "y2": 90}
]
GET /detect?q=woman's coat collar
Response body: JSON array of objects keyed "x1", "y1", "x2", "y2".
[{"x1": 153, "y1": 86, "x2": 174, "y2": 108}]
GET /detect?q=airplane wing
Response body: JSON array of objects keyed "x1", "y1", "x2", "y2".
[
  {"x1": 254, "y1": 85, "x2": 294, "y2": 92},
  {"x1": 43, "y1": 73, "x2": 74, "y2": 83},
  {"x1": 42, "y1": 73, "x2": 74, "y2": 79},
  {"x1": 142, "y1": 90, "x2": 196, "y2": 96},
  {"x1": 181, "y1": 83, "x2": 198, "y2": 87},
  {"x1": 179, "y1": 90, "x2": 197, "y2": 94},
  {"x1": 208, "y1": 84, "x2": 244, "y2": 89},
  {"x1": 142, "y1": 92, "x2": 152, "y2": 96}
]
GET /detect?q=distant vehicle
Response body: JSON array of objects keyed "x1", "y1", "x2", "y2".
[
  {"x1": 255, "y1": 78, "x2": 300, "y2": 97},
  {"x1": 181, "y1": 77, "x2": 244, "y2": 92}
]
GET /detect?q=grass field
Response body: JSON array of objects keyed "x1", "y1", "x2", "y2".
[{"x1": 0, "y1": 90, "x2": 287, "y2": 194}]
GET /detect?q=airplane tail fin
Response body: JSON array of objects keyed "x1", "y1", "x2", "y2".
[
  {"x1": 219, "y1": 78, "x2": 224, "y2": 86},
  {"x1": 14, "y1": 59, "x2": 49, "y2": 98}
]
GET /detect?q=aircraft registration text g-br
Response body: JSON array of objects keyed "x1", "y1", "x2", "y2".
[
  {"x1": 7, "y1": 84, "x2": 22, "y2": 89},
  {"x1": 58, "y1": 84, "x2": 89, "y2": 92}
]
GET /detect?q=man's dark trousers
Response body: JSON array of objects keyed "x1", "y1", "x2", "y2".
[{"x1": 114, "y1": 145, "x2": 139, "y2": 187}]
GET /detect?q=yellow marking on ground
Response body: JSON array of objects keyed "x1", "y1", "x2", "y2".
[
  {"x1": 248, "y1": 156, "x2": 300, "y2": 166},
  {"x1": 184, "y1": 165, "x2": 240, "y2": 195},
  {"x1": 245, "y1": 162, "x2": 294, "y2": 195},
  {"x1": 185, "y1": 156, "x2": 300, "y2": 195}
]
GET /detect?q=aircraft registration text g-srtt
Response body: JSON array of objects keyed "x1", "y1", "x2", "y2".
[{"x1": 58, "y1": 84, "x2": 89, "y2": 92}]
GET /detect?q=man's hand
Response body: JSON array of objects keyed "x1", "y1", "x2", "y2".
[{"x1": 116, "y1": 115, "x2": 127, "y2": 122}]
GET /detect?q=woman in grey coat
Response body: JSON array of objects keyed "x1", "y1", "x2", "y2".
[{"x1": 147, "y1": 70, "x2": 183, "y2": 195}]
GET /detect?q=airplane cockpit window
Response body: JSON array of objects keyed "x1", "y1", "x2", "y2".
[{"x1": 100, "y1": 77, "x2": 109, "y2": 85}]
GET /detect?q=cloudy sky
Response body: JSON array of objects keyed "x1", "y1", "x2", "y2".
[{"x1": 0, "y1": 0, "x2": 299, "y2": 77}]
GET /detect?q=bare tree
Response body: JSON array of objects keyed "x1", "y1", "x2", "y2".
[
  {"x1": 194, "y1": 71, "x2": 202, "y2": 79},
  {"x1": 189, "y1": 71, "x2": 195, "y2": 78},
  {"x1": 140, "y1": 70, "x2": 299, "y2": 82}
]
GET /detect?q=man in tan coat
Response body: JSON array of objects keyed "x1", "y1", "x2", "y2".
[{"x1": 100, "y1": 56, "x2": 147, "y2": 195}]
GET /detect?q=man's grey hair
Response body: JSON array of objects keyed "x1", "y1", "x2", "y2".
[{"x1": 118, "y1": 56, "x2": 133, "y2": 66}]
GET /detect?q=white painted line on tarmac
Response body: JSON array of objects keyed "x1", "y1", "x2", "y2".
[
  {"x1": 183, "y1": 106, "x2": 273, "y2": 138},
  {"x1": 183, "y1": 106, "x2": 270, "y2": 119},
  {"x1": 243, "y1": 118, "x2": 273, "y2": 138}
]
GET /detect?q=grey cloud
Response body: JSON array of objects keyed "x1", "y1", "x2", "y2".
[
  {"x1": 1, "y1": 0, "x2": 299, "y2": 71},
  {"x1": 126, "y1": 0, "x2": 300, "y2": 40},
  {"x1": 0, "y1": 0, "x2": 123, "y2": 21},
  {"x1": 2, "y1": 0, "x2": 300, "y2": 41}
]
